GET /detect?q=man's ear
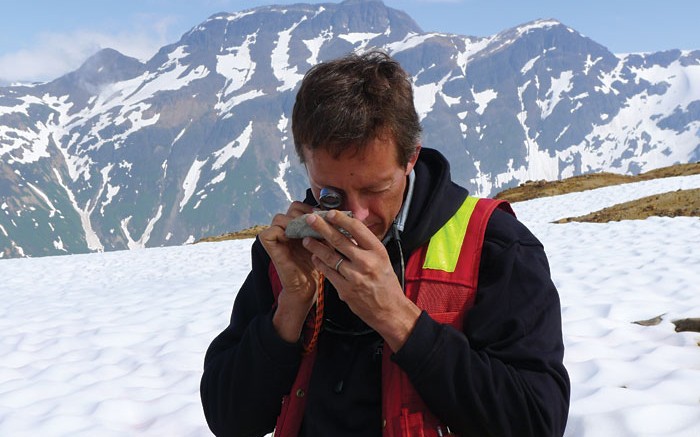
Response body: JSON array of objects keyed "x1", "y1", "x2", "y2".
[{"x1": 405, "y1": 144, "x2": 421, "y2": 175}]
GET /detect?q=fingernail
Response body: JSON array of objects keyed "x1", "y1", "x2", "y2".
[
  {"x1": 306, "y1": 214, "x2": 317, "y2": 224},
  {"x1": 327, "y1": 210, "x2": 336, "y2": 219}
]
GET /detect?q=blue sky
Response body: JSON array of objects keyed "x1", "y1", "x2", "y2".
[{"x1": 1, "y1": 0, "x2": 698, "y2": 83}]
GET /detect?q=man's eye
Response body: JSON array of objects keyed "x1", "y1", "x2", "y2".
[{"x1": 366, "y1": 188, "x2": 389, "y2": 195}]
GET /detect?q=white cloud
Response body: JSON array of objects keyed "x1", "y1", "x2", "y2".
[{"x1": 0, "y1": 17, "x2": 175, "y2": 84}]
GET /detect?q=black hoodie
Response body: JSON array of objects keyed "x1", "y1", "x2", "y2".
[{"x1": 201, "y1": 148, "x2": 570, "y2": 437}]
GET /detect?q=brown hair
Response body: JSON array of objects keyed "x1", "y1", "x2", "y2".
[{"x1": 292, "y1": 50, "x2": 421, "y2": 167}]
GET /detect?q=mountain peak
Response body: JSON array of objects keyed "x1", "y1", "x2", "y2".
[
  {"x1": 39, "y1": 47, "x2": 145, "y2": 100},
  {"x1": 340, "y1": 0, "x2": 384, "y2": 4},
  {"x1": 62, "y1": 48, "x2": 144, "y2": 87},
  {"x1": 498, "y1": 18, "x2": 570, "y2": 39},
  {"x1": 520, "y1": 18, "x2": 565, "y2": 29}
]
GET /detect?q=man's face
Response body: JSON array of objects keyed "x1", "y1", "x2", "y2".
[{"x1": 303, "y1": 136, "x2": 420, "y2": 241}]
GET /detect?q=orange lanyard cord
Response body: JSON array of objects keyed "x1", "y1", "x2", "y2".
[{"x1": 302, "y1": 273, "x2": 325, "y2": 355}]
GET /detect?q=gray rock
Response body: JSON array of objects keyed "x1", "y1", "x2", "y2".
[
  {"x1": 285, "y1": 211, "x2": 352, "y2": 239},
  {"x1": 632, "y1": 313, "x2": 666, "y2": 326},
  {"x1": 672, "y1": 317, "x2": 700, "y2": 333}
]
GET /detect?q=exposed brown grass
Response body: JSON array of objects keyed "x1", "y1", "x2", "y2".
[
  {"x1": 494, "y1": 162, "x2": 700, "y2": 224},
  {"x1": 554, "y1": 188, "x2": 700, "y2": 223},
  {"x1": 494, "y1": 162, "x2": 700, "y2": 203},
  {"x1": 196, "y1": 225, "x2": 268, "y2": 243}
]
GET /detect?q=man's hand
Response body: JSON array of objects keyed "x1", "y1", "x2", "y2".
[
  {"x1": 259, "y1": 201, "x2": 319, "y2": 343},
  {"x1": 301, "y1": 210, "x2": 421, "y2": 352}
]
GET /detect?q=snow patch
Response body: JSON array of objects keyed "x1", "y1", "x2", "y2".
[
  {"x1": 413, "y1": 72, "x2": 452, "y2": 120},
  {"x1": 101, "y1": 184, "x2": 120, "y2": 216},
  {"x1": 120, "y1": 205, "x2": 164, "y2": 250},
  {"x1": 584, "y1": 55, "x2": 603, "y2": 75},
  {"x1": 303, "y1": 30, "x2": 333, "y2": 65},
  {"x1": 53, "y1": 169, "x2": 103, "y2": 252},
  {"x1": 272, "y1": 18, "x2": 307, "y2": 92},
  {"x1": 173, "y1": 127, "x2": 187, "y2": 144},
  {"x1": 538, "y1": 71, "x2": 574, "y2": 119},
  {"x1": 216, "y1": 33, "x2": 257, "y2": 98},
  {"x1": 338, "y1": 32, "x2": 381, "y2": 50},
  {"x1": 26, "y1": 182, "x2": 58, "y2": 218},
  {"x1": 386, "y1": 33, "x2": 437, "y2": 54},
  {"x1": 52, "y1": 236, "x2": 66, "y2": 252},
  {"x1": 212, "y1": 121, "x2": 253, "y2": 170},
  {"x1": 274, "y1": 155, "x2": 293, "y2": 202},
  {"x1": 521, "y1": 55, "x2": 540, "y2": 75},
  {"x1": 218, "y1": 90, "x2": 265, "y2": 118},
  {"x1": 472, "y1": 88, "x2": 498, "y2": 116},
  {"x1": 179, "y1": 158, "x2": 208, "y2": 212}
]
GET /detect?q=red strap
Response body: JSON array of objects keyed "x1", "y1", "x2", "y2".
[
  {"x1": 274, "y1": 349, "x2": 317, "y2": 437},
  {"x1": 269, "y1": 265, "x2": 325, "y2": 436},
  {"x1": 457, "y1": 198, "x2": 512, "y2": 291}
]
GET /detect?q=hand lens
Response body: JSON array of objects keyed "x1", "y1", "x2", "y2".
[{"x1": 319, "y1": 187, "x2": 343, "y2": 209}]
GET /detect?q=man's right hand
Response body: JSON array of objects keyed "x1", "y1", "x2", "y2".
[{"x1": 259, "y1": 201, "x2": 320, "y2": 343}]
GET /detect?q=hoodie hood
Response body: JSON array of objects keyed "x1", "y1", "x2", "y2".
[{"x1": 399, "y1": 148, "x2": 468, "y2": 255}]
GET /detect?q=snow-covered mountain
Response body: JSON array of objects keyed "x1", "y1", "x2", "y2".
[{"x1": 1, "y1": 0, "x2": 699, "y2": 258}]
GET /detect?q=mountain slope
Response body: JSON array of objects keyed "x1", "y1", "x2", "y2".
[{"x1": 1, "y1": 0, "x2": 699, "y2": 258}]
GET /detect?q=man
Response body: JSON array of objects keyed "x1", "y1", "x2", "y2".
[{"x1": 201, "y1": 51, "x2": 570, "y2": 436}]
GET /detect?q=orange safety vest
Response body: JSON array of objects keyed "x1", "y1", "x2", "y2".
[{"x1": 270, "y1": 197, "x2": 514, "y2": 437}]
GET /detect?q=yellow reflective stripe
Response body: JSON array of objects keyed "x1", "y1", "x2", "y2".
[{"x1": 423, "y1": 196, "x2": 478, "y2": 272}]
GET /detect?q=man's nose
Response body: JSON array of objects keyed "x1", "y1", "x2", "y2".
[{"x1": 343, "y1": 194, "x2": 370, "y2": 222}]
